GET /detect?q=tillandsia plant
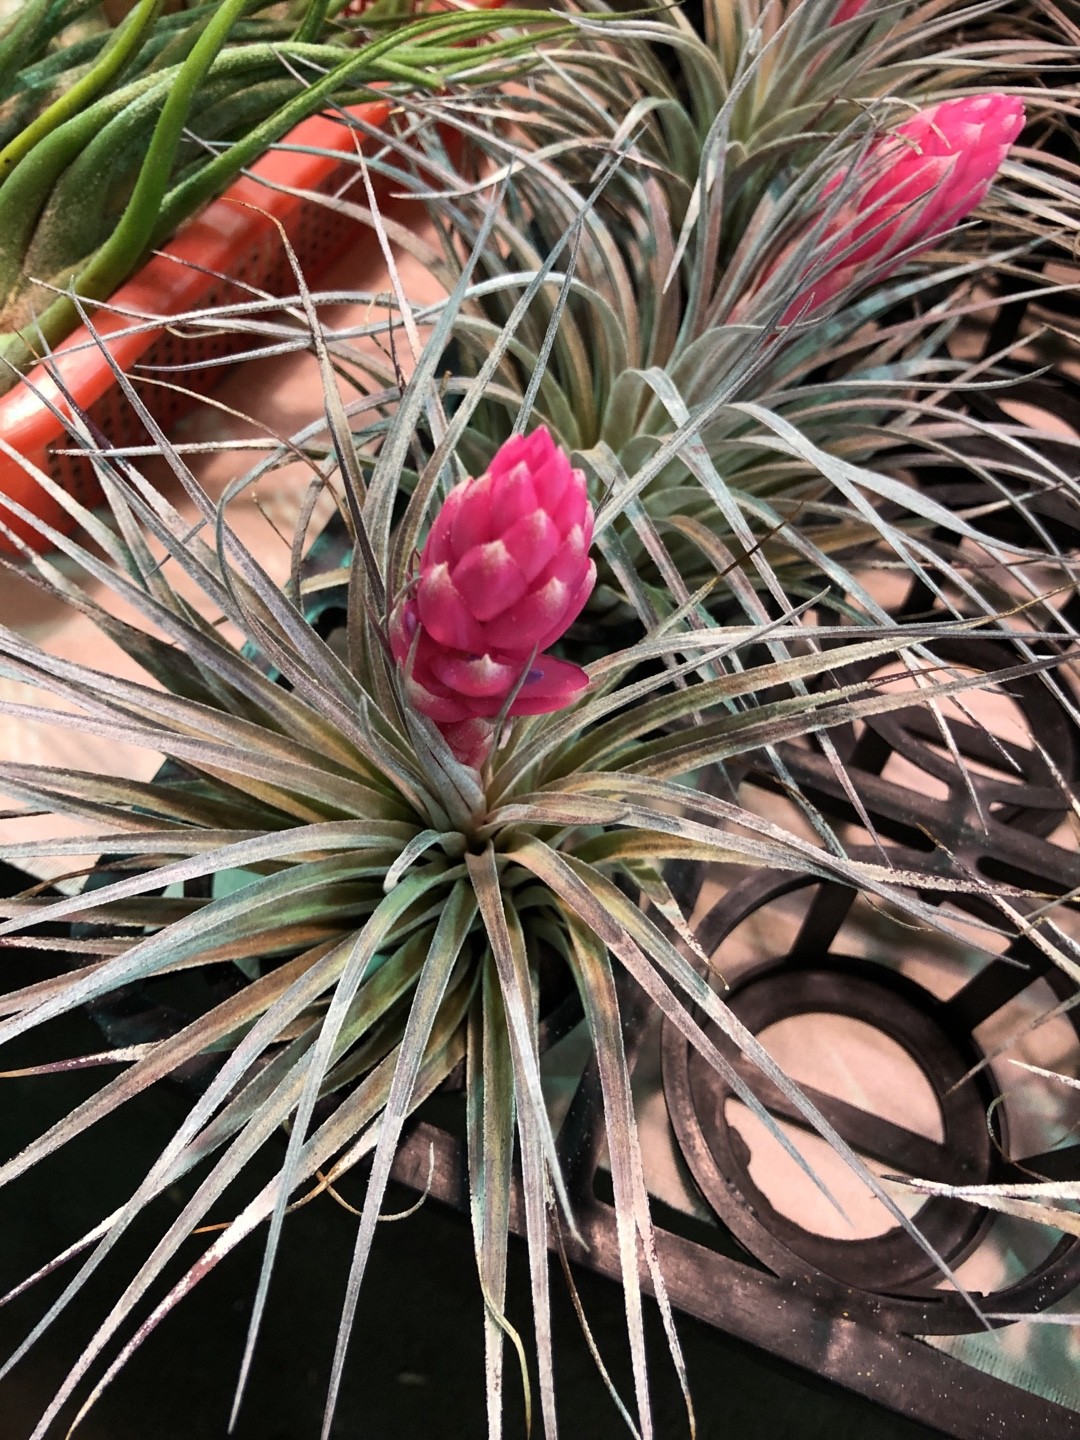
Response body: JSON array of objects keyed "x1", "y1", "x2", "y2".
[
  {"x1": 0, "y1": 1, "x2": 1076, "y2": 1435},
  {"x1": 0, "y1": 188, "x2": 1077, "y2": 1436},
  {"x1": 744, "y1": 91, "x2": 1028, "y2": 323},
  {"x1": 0, "y1": 0, "x2": 566, "y2": 388},
  {"x1": 324, "y1": 0, "x2": 1080, "y2": 656}
]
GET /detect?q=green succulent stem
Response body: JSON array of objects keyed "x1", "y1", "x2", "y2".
[
  {"x1": 0, "y1": 0, "x2": 55, "y2": 99},
  {"x1": 0, "y1": 8, "x2": 563, "y2": 382},
  {"x1": 148, "y1": 10, "x2": 540, "y2": 249},
  {"x1": 65, "y1": 0, "x2": 251, "y2": 309},
  {"x1": 0, "y1": 0, "x2": 163, "y2": 182},
  {"x1": 295, "y1": 0, "x2": 332, "y2": 45},
  {"x1": 144, "y1": 0, "x2": 278, "y2": 75},
  {"x1": 0, "y1": 41, "x2": 364, "y2": 315},
  {"x1": 0, "y1": 69, "x2": 168, "y2": 315}
]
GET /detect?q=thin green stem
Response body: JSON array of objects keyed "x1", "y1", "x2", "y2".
[
  {"x1": 0, "y1": 71, "x2": 168, "y2": 310},
  {"x1": 152, "y1": 14, "x2": 564, "y2": 245},
  {"x1": 0, "y1": 8, "x2": 561, "y2": 378},
  {"x1": 54, "y1": 0, "x2": 252, "y2": 313},
  {"x1": 0, "y1": 0, "x2": 163, "y2": 181},
  {"x1": 295, "y1": 0, "x2": 332, "y2": 45},
  {"x1": 0, "y1": 0, "x2": 54, "y2": 98},
  {"x1": 143, "y1": 0, "x2": 272, "y2": 75}
]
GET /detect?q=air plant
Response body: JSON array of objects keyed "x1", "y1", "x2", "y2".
[
  {"x1": 0, "y1": 1, "x2": 1076, "y2": 1436},
  {"x1": 749, "y1": 92, "x2": 1028, "y2": 323},
  {"x1": 323, "y1": 0, "x2": 1079, "y2": 649},
  {"x1": 0, "y1": 183, "x2": 1075, "y2": 1435}
]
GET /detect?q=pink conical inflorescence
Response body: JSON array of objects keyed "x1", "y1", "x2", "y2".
[
  {"x1": 391, "y1": 427, "x2": 596, "y2": 767},
  {"x1": 783, "y1": 93, "x2": 1025, "y2": 320}
]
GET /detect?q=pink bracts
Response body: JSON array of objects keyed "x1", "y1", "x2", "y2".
[
  {"x1": 391, "y1": 428, "x2": 596, "y2": 766},
  {"x1": 785, "y1": 93, "x2": 1025, "y2": 319}
]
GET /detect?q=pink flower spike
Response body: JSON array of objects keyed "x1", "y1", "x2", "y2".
[
  {"x1": 393, "y1": 427, "x2": 597, "y2": 769},
  {"x1": 417, "y1": 426, "x2": 594, "y2": 649},
  {"x1": 781, "y1": 93, "x2": 1024, "y2": 321}
]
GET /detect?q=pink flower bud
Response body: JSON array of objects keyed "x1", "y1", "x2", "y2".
[
  {"x1": 391, "y1": 428, "x2": 596, "y2": 766},
  {"x1": 783, "y1": 93, "x2": 1024, "y2": 320}
]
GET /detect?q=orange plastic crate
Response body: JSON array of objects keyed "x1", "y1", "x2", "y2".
[{"x1": 0, "y1": 99, "x2": 394, "y2": 552}]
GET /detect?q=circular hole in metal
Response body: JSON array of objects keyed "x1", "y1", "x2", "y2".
[
  {"x1": 811, "y1": 636, "x2": 1080, "y2": 836},
  {"x1": 682, "y1": 958, "x2": 996, "y2": 1293}
]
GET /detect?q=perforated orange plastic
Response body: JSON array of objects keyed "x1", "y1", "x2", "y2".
[{"x1": 0, "y1": 100, "x2": 393, "y2": 553}]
